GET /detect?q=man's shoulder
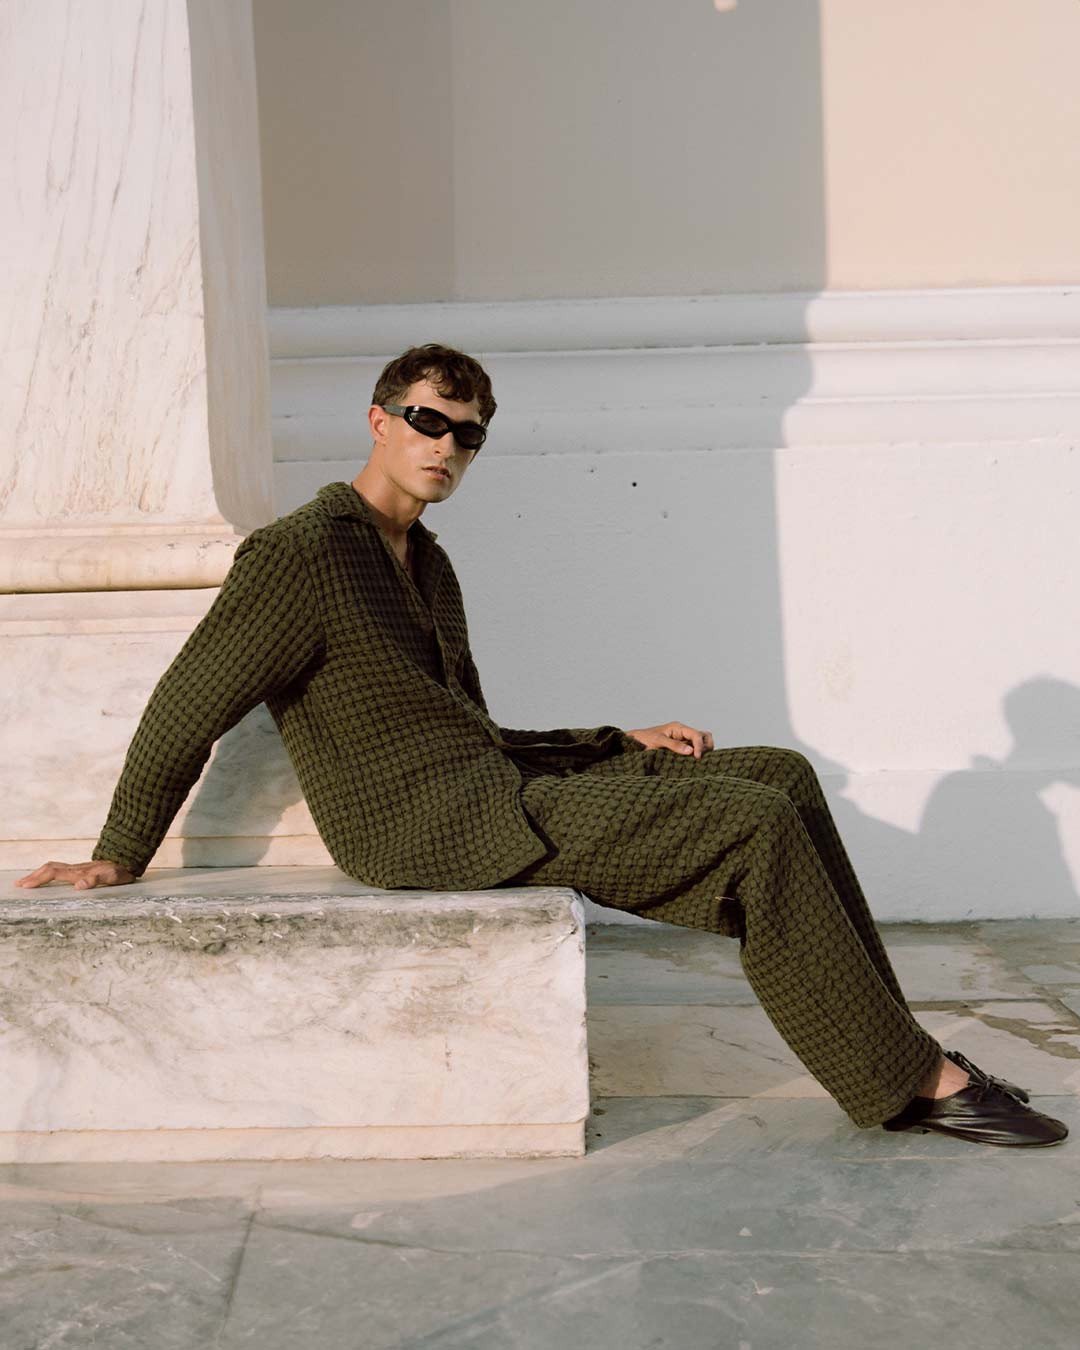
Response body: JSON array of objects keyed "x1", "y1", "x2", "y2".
[
  {"x1": 236, "y1": 482, "x2": 456, "y2": 577},
  {"x1": 242, "y1": 482, "x2": 367, "y2": 555}
]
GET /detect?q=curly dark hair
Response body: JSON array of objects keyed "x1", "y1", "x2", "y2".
[{"x1": 371, "y1": 344, "x2": 497, "y2": 425}]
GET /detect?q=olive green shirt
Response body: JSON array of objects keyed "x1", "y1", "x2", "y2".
[{"x1": 93, "y1": 481, "x2": 639, "y2": 887}]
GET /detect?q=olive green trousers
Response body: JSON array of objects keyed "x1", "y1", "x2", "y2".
[{"x1": 508, "y1": 745, "x2": 941, "y2": 1128}]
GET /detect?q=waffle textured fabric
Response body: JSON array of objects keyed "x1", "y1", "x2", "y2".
[
  {"x1": 508, "y1": 746, "x2": 942, "y2": 1127},
  {"x1": 93, "y1": 481, "x2": 640, "y2": 887},
  {"x1": 93, "y1": 479, "x2": 939, "y2": 1126}
]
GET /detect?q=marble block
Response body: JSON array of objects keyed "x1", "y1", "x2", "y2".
[{"x1": 0, "y1": 868, "x2": 590, "y2": 1162}]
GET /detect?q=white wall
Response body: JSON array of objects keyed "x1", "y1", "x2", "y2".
[{"x1": 268, "y1": 287, "x2": 1080, "y2": 922}]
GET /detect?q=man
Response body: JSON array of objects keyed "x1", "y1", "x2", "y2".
[{"x1": 17, "y1": 344, "x2": 1067, "y2": 1148}]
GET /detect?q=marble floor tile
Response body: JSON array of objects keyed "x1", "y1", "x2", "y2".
[
  {"x1": 1057, "y1": 989, "x2": 1080, "y2": 1020},
  {"x1": 215, "y1": 1218, "x2": 597, "y2": 1350},
  {"x1": 1019, "y1": 964, "x2": 1080, "y2": 985},
  {"x1": 914, "y1": 1001, "x2": 1080, "y2": 1096},
  {"x1": 587, "y1": 1003, "x2": 827, "y2": 1099},
  {"x1": 588, "y1": 997, "x2": 1080, "y2": 1101},
  {"x1": 881, "y1": 930, "x2": 1037, "y2": 1002},
  {"x1": 402, "y1": 1250, "x2": 1080, "y2": 1350},
  {"x1": 0, "y1": 1156, "x2": 583, "y2": 1215},
  {"x1": 0, "y1": 1195, "x2": 249, "y2": 1350},
  {"x1": 0, "y1": 1161, "x2": 268, "y2": 1208},
  {"x1": 586, "y1": 923, "x2": 755, "y2": 1005},
  {"x1": 974, "y1": 919, "x2": 1080, "y2": 983},
  {"x1": 251, "y1": 1156, "x2": 578, "y2": 1211}
]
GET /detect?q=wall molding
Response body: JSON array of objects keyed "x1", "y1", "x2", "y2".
[
  {"x1": 269, "y1": 284, "x2": 1080, "y2": 358},
  {"x1": 268, "y1": 286, "x2": 1080, "y2": 486}
]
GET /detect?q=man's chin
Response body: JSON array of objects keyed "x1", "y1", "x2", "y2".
[{"x1": 417, "y1": 476, "x2": 453, "y2": 498}]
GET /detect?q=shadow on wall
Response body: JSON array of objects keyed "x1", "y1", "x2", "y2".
[
  {"x1": 180, "y1": 708, "x2": 310, "y2": 867},
  {"x1": 829, "y1": 677, "x2": 1080, "y2": 921}
]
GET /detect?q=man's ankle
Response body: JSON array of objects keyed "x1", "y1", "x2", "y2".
[{"x1": 917, "y1": 1054, "x2": 970, "y2": 1101}]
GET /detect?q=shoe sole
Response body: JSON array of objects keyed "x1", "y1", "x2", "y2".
[{"x1": 915, "y1": 1123, "x2": 1068, "y2": 1147}]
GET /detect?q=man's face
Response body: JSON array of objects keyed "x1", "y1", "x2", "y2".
[{"x1": 366, "y1": 379, "x2": 481, "y2": 505}]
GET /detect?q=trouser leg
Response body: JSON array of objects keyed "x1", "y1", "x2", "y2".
[
  {"x1": 644, "y1": 746, "x2": 908, "y2": 1005},
  {"x1": 715, "y1": 783, "x2": 939, "y2": 1127},
  {"x1": 510, "y1": 753, "x2": 939, "y2": 1126}
]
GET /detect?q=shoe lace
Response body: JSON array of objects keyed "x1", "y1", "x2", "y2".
[{"x1": 948, "y1": 1051, "x2": 1025, "y2": 1105}]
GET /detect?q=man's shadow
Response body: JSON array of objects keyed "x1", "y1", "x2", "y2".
[
  {"x1": 825, "y1": 676, "x2": 1080, "y2": 920},
  {"x1": 179, "y1": 706, "x2": 321, "y2": 867}
]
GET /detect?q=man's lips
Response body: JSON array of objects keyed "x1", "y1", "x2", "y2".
[{"x1": 423, "y1": 467, "x2": 450, "y2": 480}]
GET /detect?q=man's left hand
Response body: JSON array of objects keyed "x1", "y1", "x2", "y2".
[{"x1": 626, "y1": 722, "x2": 714, "y2": 758}]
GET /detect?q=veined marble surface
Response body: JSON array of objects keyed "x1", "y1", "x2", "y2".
[
  {"x1": 0, "y1": 604, "x2": 330, "y2": 867},
  {"x1": 0, "y1": 872, "x2": 589, "y2": 1156},
  {"x1": 0, "y1": 0, "x2": 272, "y2": 592}
]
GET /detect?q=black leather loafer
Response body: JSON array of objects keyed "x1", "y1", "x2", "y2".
[
  {"x1": 944, "y1": 1048, "x2": 1029, "y2": 1103},
  {"x1": 882, "y1": 1079, "x2": 1068, "y2": 1147}
]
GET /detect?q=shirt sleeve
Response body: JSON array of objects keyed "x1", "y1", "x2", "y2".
[{"x1": 92, "y1": 527, "x2": 324, "y2": 876}]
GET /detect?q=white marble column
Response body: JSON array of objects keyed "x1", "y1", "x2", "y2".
[
  {"x1": 0, "y1": 1, "x2": 315, "y2": 871},
  {"x1": 0, "y1": 0, "x2": 273, "y2": 593}
]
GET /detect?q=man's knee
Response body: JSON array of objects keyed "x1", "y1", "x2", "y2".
[
  {"x1": 768, "y1": 748, "x2": 822, "y2": 799},
  {"x1": 756, "y1": 784, "x2": 804, "y2": 831}
]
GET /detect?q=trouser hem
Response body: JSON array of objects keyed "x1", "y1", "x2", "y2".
[{"x1": 853, "y1": 1033, "x2": 944, "y2": 1129}]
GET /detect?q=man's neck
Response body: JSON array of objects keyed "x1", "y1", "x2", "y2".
[{"x1": 350, "y1": 470, "x2": 424, "y2": 547}]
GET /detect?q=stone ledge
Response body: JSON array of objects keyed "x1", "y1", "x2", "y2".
[{"x1": 0, "y1": 867, "x2": 589, "y2": 1162}]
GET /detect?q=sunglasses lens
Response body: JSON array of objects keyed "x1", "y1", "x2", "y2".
[
  {"x1": 408, "y1": 408, "x2": 452, "y2": 438},
  {"x1": 456, "y1": 424, "x2": 486, "y2": 451}
]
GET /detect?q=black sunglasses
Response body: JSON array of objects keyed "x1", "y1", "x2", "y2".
[{"x1": 381, "y1": 404, "x2": 487, "y2": 452}]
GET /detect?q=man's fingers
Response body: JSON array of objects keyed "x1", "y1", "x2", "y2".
[
  {"x1": 14, "y1": 860, "x2": 132, "y2": 890},
  {"x1": 15, "y1": 862, "x2": 64, "y2": 888},
  {"x1": 629, "y1": 722, "x2": 714, "y2": 759},
  {"x1": 670, "y1": 724, "x2": 704, "y2": 758},
  {"x1": 662, "y1": 732, "x2": 695, "y2": 756}
]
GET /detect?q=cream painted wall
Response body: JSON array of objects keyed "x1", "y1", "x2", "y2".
[
  {"x1": 254, "y1": 0, "x2": 455, "y2": 305},
  {"x1": 254, "y1": 0, "x2": 1080, "y2": 305},
  {"x1": 821, "y1": 0, "x2": 1080, "y2": 288}
]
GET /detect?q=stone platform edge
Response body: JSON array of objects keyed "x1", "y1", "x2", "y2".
[{"x1": 0, "y1": 1121, "x2": 586, "y2": 1164}]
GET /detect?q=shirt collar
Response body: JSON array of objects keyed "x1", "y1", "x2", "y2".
[{"x1": 319, "y1": 481, "x2": 439, "y2": 542}]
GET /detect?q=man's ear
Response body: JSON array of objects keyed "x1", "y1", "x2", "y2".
[{"x1": 368, "y1": 403, "x2": 389, "y2": 445}]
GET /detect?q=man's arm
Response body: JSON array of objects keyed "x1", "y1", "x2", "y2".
[{"x1": 17, "y1": 528, "x2": 323, "y2": 889}]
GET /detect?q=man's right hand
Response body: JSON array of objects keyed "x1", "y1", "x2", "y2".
[{"x1": 14, "y1": 860, "x2": 137, "y2": 890}]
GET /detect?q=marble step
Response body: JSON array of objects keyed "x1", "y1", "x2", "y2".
[{"x1": 0, "y1": 867, "x2": 589, "y2": 1162}]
